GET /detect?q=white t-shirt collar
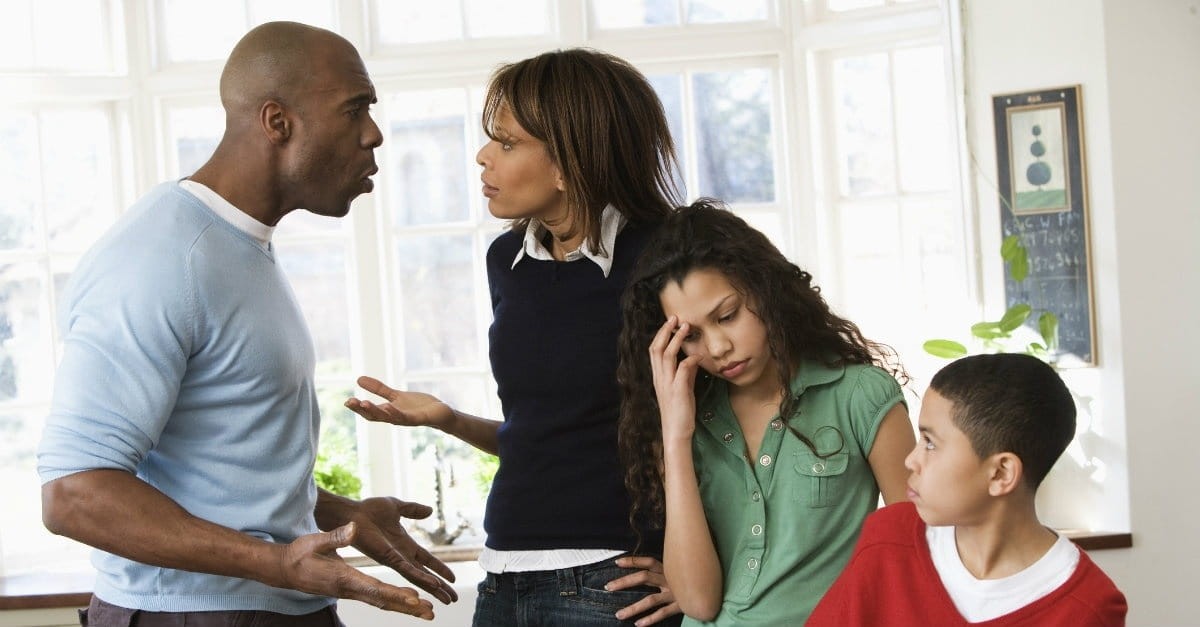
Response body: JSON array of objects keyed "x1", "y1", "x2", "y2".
[{"x1": 178, "y1": 179, "x2": 274, "y2": 249}]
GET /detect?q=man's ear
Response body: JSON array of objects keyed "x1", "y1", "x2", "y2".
[
  {"x1": 261, "y1": 101, "x2": 290, "y2": 144},
  {"x1": 986, "y1": 452, "x2": 1023, "y2": 497}
]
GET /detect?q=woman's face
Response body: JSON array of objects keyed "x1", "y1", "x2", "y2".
[
  {"x1": 659, "y1": 268, "x2": 778, "y2": 396},
  {"x1": 475, "y1": 105, "x2": 568, "y2": 223}
]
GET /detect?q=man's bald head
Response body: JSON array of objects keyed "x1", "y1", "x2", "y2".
[{"x1": 219, "y1": 21, "x2": 357, "y2": 126}]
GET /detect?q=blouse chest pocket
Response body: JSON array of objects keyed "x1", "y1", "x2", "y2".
[{"x1": 793, "y1": 450, "x2": 849, "y2": 508}]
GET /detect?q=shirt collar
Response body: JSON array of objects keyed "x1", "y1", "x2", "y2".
[
  {"x1": 510, "y1": 205, "x2": 627, "y2": 277},
  {"x1": 698, "y1": 359, "x2": 847, "y2": 408}
]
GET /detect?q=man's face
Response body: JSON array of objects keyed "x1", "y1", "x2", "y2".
[{"x1": 282, "y1": 41, "x2": 382, "y2": 219}]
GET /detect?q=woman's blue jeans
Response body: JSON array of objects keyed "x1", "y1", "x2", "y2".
[{"x1": 471, "y1": 556, "x2": 683, "y2": 626}]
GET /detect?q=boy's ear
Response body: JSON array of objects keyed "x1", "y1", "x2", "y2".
[{"x1": 986, "y1": 452, "x2": 1024, "y2": 497}]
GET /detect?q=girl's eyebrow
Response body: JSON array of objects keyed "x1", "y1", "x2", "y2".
[{"x1": 705, "y1": 294, "x2": 737, "y2": 318}]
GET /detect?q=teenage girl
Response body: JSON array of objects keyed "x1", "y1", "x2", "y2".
[
  {"x1": 616, "y1": 200, "x2": 915, "y2": 625},
  {"x1": 346, "y1": 48, "x2": 683, "y2": 626}
]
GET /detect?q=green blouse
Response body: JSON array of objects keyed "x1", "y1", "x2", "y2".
[{"x1": 682, "y1": 361, "x2": 905, "y2": 626}]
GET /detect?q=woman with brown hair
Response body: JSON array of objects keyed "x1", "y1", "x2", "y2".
[{"x1": 347, "y1": 48, "x2": 683, "y2": 626}]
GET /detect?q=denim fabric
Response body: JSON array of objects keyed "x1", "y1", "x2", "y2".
[
  {"x1": 472, "y1": 557, "x2": 683, "y2": 627},
  {"x1": 78, "y1": 596, "x2": 344, "y2": 627}
]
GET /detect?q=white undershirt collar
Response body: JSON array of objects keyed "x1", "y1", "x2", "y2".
[{"x1": 179, "y1": 179, "x2": 274, "y2": 249}]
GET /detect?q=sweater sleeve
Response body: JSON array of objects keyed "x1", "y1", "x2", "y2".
[{"x1": 37, "y1": 221, "x2": 200, "y2": 482}]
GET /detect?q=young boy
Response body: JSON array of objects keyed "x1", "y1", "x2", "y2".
[{"x1": 807, "y1": 353, "x2": 1127, "y2": 626}]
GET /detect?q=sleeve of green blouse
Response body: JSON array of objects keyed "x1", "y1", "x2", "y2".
[{"x1": 846, "y1": 365, "x2": 906, "y2": 457}]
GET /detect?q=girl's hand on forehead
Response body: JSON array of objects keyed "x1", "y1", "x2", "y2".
[{"x1": 649, "y1": 315, "x2": 702, "y2": 442}]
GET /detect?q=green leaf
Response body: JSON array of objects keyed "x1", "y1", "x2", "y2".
[
  {"x1": 971, "y1": 321, "x2": 1006, "y2": 340},
  {"x1": 998, "y1": 303, "x2": 1033, "y2": 332},
  {"x1": 1010, "y1": 247, "x2": 1029, "y2": 282},
  {"x1": 1000, "y1": 235, "x2": 1022, "y2": 261},
  {"x1": 923, "y1": 339, "x2": 968, "y2": 359},
  {"x1": 1038, "y1": 312, "x2": 1059, "y2": 350}
]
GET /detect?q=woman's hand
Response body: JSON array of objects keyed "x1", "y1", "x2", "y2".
[
  {"x1": 345, "y1": 376, "x2": 454, "y2": 430},
  {"x1": 649, "y1": 316, "x2": 703, "y2": 443},
  {"x1": 609, "y1": 556, "x2": 682, "y2": 626}
]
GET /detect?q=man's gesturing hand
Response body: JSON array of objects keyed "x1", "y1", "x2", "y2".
[{"x1": 279, "y1": 523, "x2": 436, "y2": 619}]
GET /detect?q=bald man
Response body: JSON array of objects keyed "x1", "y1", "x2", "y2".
[{"x1": 37, "y1": 22, "x2": 454, "y2": 626}]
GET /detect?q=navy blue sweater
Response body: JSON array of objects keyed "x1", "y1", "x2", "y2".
[{"x1": 483, "y1": 222, "x2": 661, "y2": 554}]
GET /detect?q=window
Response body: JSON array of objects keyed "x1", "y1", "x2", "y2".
[{"x1": 0, "y1": 0, "x2": 964, "y2": 575}]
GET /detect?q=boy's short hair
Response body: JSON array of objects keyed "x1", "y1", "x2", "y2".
[{"x1": 929, "y1": 353, "x2": 1075, "y2": 487}]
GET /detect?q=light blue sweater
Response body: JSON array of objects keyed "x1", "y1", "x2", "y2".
[{"x1": 38, "y1": 182, "x2": 331, "y2": 614}]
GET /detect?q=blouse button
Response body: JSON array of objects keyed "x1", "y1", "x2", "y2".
[
  {"x1": 747, "y1": 558, "x2": 759, "y2": 570},
  {"x1": 722, "y1": 432, "x2": 734, "y2": 443},
  {"x1": 759, "y1": 454, "x2": 772, "y2": 467},
  {"x1": 751, "y1": 491, "x2": 761, "y2": 502},
  {"x1": 751, "y1": 524, "x2": 763, "y2": 536},
  {"x1": 812, "y1": 462, "x2": 826, "y2": 474},
  {"x1": 702, "y1": 411, "x2": 714, "y2": 423},
  {"x1": 770, "y1": 419, "x2": 783, "y2": 431}
]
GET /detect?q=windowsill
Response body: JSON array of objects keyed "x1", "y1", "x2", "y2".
[
  {"x1": 0, "y1": 544, "x2": 484, "y2": 612},
  {"x1": 0, "y1": 535, "x2": 1133, "y2": 612},
  {"x1": 1063, "y1": 530, "x2": 1133, "y2": 551}
]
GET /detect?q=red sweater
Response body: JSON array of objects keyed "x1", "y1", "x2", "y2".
[{"x1": 807, "y1": 502, "x2": 1127, "y2": 627}]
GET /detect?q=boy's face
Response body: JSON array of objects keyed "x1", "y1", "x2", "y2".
[{"x1": 904, "y1": 389, "x2": 993, "y2": 527}]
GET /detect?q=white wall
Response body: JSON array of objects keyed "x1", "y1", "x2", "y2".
[{"x1": 965, "y1": 1, "x2": 1200, "y2": 624}]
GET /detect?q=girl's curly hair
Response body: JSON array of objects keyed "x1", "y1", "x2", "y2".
[{"x1": 616, "y1": 199, "x2": 907, "y2": 539}]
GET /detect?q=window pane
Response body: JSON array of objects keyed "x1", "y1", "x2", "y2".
[
  {"x1": 465, "y1": 0, "x2": 548, "y2": 39},
  {"x1": 394, "y1": 234, "x2": 479, "y2": 370},
  {"x1": 693, "y1": 68, "x2": 775, "y2": 203},
  {"x1": 376, "y1": 0, "x2": 548, "y2": 44},
  {"x1": 647, "y1": 73, "x2": 688, "y2": 198},
  {"x1": 41, "y1": 109, "x2": 117, "y2": 253},
  {"x1": 387, "y1": 90, "x2": 470, "y2": 226},
  {"x1": 0, "y1": 263, "x2": 53, "y2": 403},
  {"x1": 686, "y1": 0, "x2": 767, "y2": 23},
  {"x1": 893, "y1": 46, "x2": 951, "y2": 192},
  {"x1": 0, "y1": 407, "x2": 91, "y2": 575},
  {"x1": 903, "y1": 196, "x2": 966, "y2": 317},
  {"x1": 276, "y1": 243, "x2": 353, "y2": 375},
  {"x1": 168, "y1": 106, "x2": 223, "y2": 177},
  {"x1": 315, "y1": 381, "x2": 360, "y2": 498},
  {"x1": 401, "y1": 377, "x2": 490, "y2": 546},
  {"x1": 0, "y1": 111, "x2": 40, "y2": 251},
  {"x1": 591, "y1": 0, "x2": 678, "y2": 29},
  {"x1": 376, "y1": 1, "x2": 463, "y2": 43},
  {"x1": 32, "y1": 0, "x2": 110, "y2": 72},
  {"x1": 0, "y1": 1, "x2": 35, "y2": 70},
  {"x1": 161, "y1": 0, "x2": 246, "y2": 63},
  {"x1": 833, "y1": 53, "x2": 895, "y2": 196},
  {"x1": 248, "y1": 0, "x2": 335, "y2": 30}
]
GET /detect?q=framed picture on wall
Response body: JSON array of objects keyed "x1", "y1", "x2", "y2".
[{"x1": 992, "y1": 85, "x2": 1096, "y2": 366}]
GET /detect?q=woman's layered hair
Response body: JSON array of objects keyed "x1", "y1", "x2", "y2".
[
  {"x1": 616, "y1": 199, "x2": 906, "y2": 533},
  {"x1": 481, "y1": 48, "x2": 681, "y2": 252}
]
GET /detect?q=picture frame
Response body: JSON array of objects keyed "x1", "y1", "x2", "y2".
[{"x1": 992, "y1": 85, "x2": 1097, "y2": 366}]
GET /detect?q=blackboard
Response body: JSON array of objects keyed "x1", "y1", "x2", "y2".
[{"x1": 993, "y1": 86, "x2": 1096, "y2": 366}]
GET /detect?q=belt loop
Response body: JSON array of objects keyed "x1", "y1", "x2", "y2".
[{"x1": 557, "y1": 565, "x2": 579, "y2": 597}]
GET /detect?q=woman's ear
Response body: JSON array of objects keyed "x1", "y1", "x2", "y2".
[
  {"x1": 986, "y1": 452, "x2": 1024, "y2": 497},
  {"x1": 553, "y1": 164, "x2": 566, "y2": 192}
]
